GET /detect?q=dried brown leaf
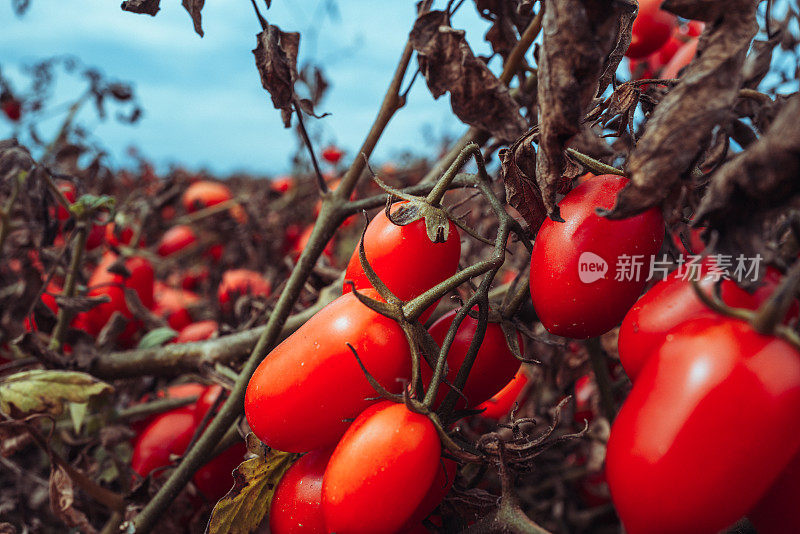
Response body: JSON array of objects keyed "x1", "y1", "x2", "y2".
[
  {"x1": 536, "y1": 0, "x2": 629, "y2": 221},
  {"x1": 182, "y1": 0, "x2": 205, "y2": 37},
  {"x1": 500, "y1": 130, "x2": 546, "y2": 232},
  {"x1": 120, "y1": 0, "x2": 160, "y2": 16},
  {"x1": 409, "y1": 10, "x2": 527, "y2": 143},
  {"x1": 602, "y1": 0, "x2": 759, "y2": 219},
  {"x1": 49, "y1": 465, "x2": 98, "y2": 534},
  {"x1": 253, "y1": 25, "x2": 301, "y2": 128}
]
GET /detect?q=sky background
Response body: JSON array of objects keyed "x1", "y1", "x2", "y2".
[{"x1": 0, "y1": 1, "x2": 497, "y2": 176}]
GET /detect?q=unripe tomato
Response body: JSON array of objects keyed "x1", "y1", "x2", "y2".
[
  {"x1": 84, "y1": 252, "x2": 154, "y2": 346},
  {"x1": 152, "y1": 282, "x2": 200, "y2": 331},
  {"x1": 182, "y1": 180, "x2": 233, "y2": 213},
  {"x1": 343, "y1": 202, "x2": 460, "y2": 320},
  {"x1": 217, "y1": 269, "x2": 271, "y2": 311},
  {"x1": 626, "y1": 0, "x2": 678, "y2": 59},
  {"x1": 322, "y1": 402, "x2": 441, "y2": 534},
  {"x1": 618, "y1": 265, "x2": 797, "y2": 381},
  {"x1": 749, "y1": 450, "x2": 800, "y2": 533},
  {"x1": 270, "y1": 448, "x2": 332, "y2": 534},
  {"x1": 245, "y1": 290, "x2": 411, "y2": 453},
  {"x1": 157, "y1": 225, "x2": 197, "y2": 257},
  {"x1": 661, "y1": 37, "x2": 698, "y2": 80},
  {"x1": 175, "y1": 320, "x2": 218, "y2": 343},
  {"x1": 477, "y1": 369, "x2": 528, "y2": 420},
  {"x1": 424, "y1": 310, "x2": 522, "y2": 409},
  {"x1": 321, "y1": 146, "x2": 344, "y2": 165},
  {"x1": 529, "y1": 175, "x2": 664, "y2": 339},
  {"x1": 606, "y1": 317, "x2": 800, "y2": 534}
]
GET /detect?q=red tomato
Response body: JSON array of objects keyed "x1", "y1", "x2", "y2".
[
  {"x1": 105, "y1": 221, "x2": 144, "y2": 248},
  {"x1": 343, "y1": 202, "x2": 461, "y2": 320},
  {"x1": 424, "y1": 310, "x2": 521, "y2": 409},
  {"x1": 55, "y1": 181, "x2": 76, "y2": 221},
  {"x1": 291, "y1": 224, "x2": 334, "y2": 261},
  {"x1": 271, "y1": 176, "x2": 294, "y2": 194},
  {"x1": 174, "y1": 320, "x2": 218, "y2": 343},
  {"x1": 477, "y1": 369, "x2": 528, "y2": 420},
  {"x1": 606, "y1": 317, "x2": 800, "y2": 534},
  {"x1": 321, "y1": 146, "x2": 344, "y2": 165},
  {"x1": 1, "y1": 97, "x2": 21, "y2": 121},
  {"x1": 85, "y1": 223, "x2": 107, "y2": 251},
  {"x1": 618, "y1": 265, "x2": 797, "y2": 381},
  {"x1": 529, "y1": 175, "x2": 664, "y2": 339},
  {"x1": 573, "y1": 374, "x2": 596, "y2": 424},
  {"x1": 182, "y1": 180, "x2": 232, "y2": 213},
  {"x1": 626, "y1": 0, "x2": 677, "y2": 58},
  {"x1": 661, "y1": 37, "x2": 698, "y2": 79},
  {"x1": 130, "y1": 383, "x2": 206, "y2": 437},
  {"x1": 193, "y1": 440, "x2": 247, "y2": 501},
  {"x1": 84, "y1": 252, "x2": 154, "y2": 346},
  {"x1": 270, "y1": 448, "x2": 332, "y2": 534},
  {"x1": 217, "y1": 269, "x2": 271, "y2": 311},
  {"x1": 204, "y1": 243, "x2": 224, "y2": 262},
  {"x1": 322, "y1": 402, "x2": 441, "y2": 534},
  {"x1": 245, "y1": 290, "x2": 411, "y2": 452},
  {"x1": 152, "y1": 282, "x2": 200, "y2": 331},
  {"x1": 156, "y1": 225, "x2": 197, "y2": 257},
  {"x1": 749, "y1": 450, "x2": 800, "y2": 534},
  {"x1": 178, "y1": 266, "x2": 209, "y2": 291},
  {"x1": 401, "y1": 458, "x2": 457, "y2": 529},
  {"x1": 670, "y1": 226, "x2": 705, "y2": 255}
]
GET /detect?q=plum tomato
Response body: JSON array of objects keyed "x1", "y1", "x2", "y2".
[
  {"x1": 477, "y1": 369, "x2": 528, "y2": 420},
  {"x1": 270, "y1": 448, "x2": 332, "y2": 534},
  {"x1": 626, "y1": 0, "x2": 678, "y2": 59}
]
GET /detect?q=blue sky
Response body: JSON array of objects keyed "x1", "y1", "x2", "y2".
[{"x1": 0, "y1": 1, "x2": 495, "y2": 176}]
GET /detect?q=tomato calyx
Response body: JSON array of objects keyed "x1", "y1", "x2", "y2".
[{"x1": 386, "y1": 199, "x2": 452, "y2": 244}]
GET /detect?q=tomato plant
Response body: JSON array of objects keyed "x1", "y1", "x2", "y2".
[
  {"x1": 424, "y1": 309, "x2": 521, "y2": 409},
  {"x1": 322, "y1": 401, "x2": 441, "y2": 534},
  {"x1": 343, "y1": 201, "x2": 460, "y2": 318},
  {"x1": 606, "y1": 316, "x2": 800, "y2": 534},
  {"x1": 245, "y1": 290, "x2": 411, "y2": 452},
  {"x1": 529, "y1": 175, "x2": 664, "y2": 339}
]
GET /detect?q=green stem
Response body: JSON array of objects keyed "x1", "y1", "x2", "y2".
[
  {"x1": 566, "y1": 148, "x2": 624, "y2": 176},
  {"x1": 49, "y1": 222, "x2": 89, "y2": 351}
]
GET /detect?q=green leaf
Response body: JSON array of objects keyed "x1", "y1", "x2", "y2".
[
  {"x1": 137, "y1": 327, "x2": 178, "y2": 349},
  {"x1": 68, "y1": 402, "x2": 88, "y2": 434},
  {"x1": 0, "y1": 370, "x2": 113, "y2": 418},
  {"x1": 207, "y1": 434, "x2": 298, "y2": 534}
]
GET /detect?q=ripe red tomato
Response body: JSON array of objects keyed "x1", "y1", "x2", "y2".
[
  {"x1": 626, "y1": 0, "x2": 678, "y2": 59},
  {"x1": 174, "y1": 320, "x2": 218, "y2": 343},
  {"x1": 322, "y1": 402, "x2": 441, "y2": 534},
  {"x1": 401, "y1": 458, "x2": 457, "y2": 529},
  {"x1": 343, "y1": 202, "x2": 461, "y2": 320},
  {"x1": 291, "y1": 223, "x2": 334, "y2": 261},
  {"x1": 573, "y1": 374, "x2": 597, "y2": 424},
  {"x1": 321, "y1": 146, "x2": 344, "y2": 165},
  {"x1": 129, "y1": 382, "x2": 206, "y2": 438},
  {"x1": 55, "y1": 181, "x2": 76, "y2": 221},
  {"x1": 477, "y1": 369, "x2": 528, "y2": 420},
  {"x1": 670, "y1": 226, "x2": 705, "y2": 255},
  {"x1": 749, "y1": 450, "x2": 800, "y2": 534},
  {"x1": 23, "y1": 282, "x2": 61, "y2": 332},
  {"x1": 529, "y1": 175, "x2": 664, "y2": 339},
  {"x1": 271, "y1": 176, "x2": 294, "y2": 193},
  {"x1": 157, "y1": 225, "x2": 197, "y2": 257},
  {"x1": 152, "y1": 282, "x2": 200, "y2": 331},
  {"x1": 661, "y1": 37, "x2": 698, "y2": 80},
  {"x1": 270, "y1": 448, "x2": 332, "y2": 534},
  {"x1": 606, "y1": 317, "x2": 800, "y2": 534},
  {"x1": 245, "y1": 290, "x2": 411, "y2": 452},
  {"x1": 217, "y1": 269, "x2": 271, "y2": 311},
  {"x1": 424, "y1": 309, "x2": 522, "y2": 409},
  {"x1": 182, "y1": 180, "x2": 232, "y2": 213},
  {"x1": 618, "y1": 265, "x2": 797, "y2": 381},
  {"x1": 1, "y1": 95, "x2": 21, "y2": 121},
  {"x1": 84, "y1": 252, "x2": 154, "y2": 346}
]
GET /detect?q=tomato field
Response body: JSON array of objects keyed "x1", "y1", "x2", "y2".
[{"x1": 2, "y1": 0, "x2": 800, "y2": 533}]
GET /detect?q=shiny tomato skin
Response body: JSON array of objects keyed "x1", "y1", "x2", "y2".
[
  {"x1": 401, "y1": 458, "x2": 457, "y2": 529},
  {"x1": 626, "y1": 0, "x2": 678, "y2": 58},
  {"x1": 322, "y1": 402, "x2": 441, "y2": 534},
  {"x1": 218, "y1": 269, "x2": 271, "y2": 311},
  {"x1": 749, "y1": 450, "x2": 800, "y2": 533},
  {"x1": 618, "y1": 265, "x2": 796, "y2": 381},
  {"x1": 477, "y1": 369, "x2": 528, "y2": 420},
  {"x1": 182, "y1": 180, "x2": 232, "y2": 213},
  {"x1": 270, "y1": 448, "x2": 332, "y2": 534},
  {"x1": 157, "y1": 225, "x2": 197, "y2": 257},
  {"x1": 245, "y1": 290, "x2": 411, "y2": 453},
  {"x1": 343, "y1": 202, "x2": 460, "y2": 318},
  {"x1": 174, "y1": 320, "x2": 218, "y2": 343},
  {"x1": 529, "y1": 175, "x2": 664, "y2": 339},
  {"x1": 131, "y1": 408, "x2": 196, "y2": 479},
  {"x1": 606, "y1": 317, "x2": 800, "y2": 534},
  {"x1": 424, "y1": 310, "x2": 522, "y2": 409},
  {"x1": 661, "y1": 37, "x2": 698, "y2": 79}
]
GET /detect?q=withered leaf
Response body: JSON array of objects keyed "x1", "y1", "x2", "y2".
[
  {"x1": 742, "y1": 34, "x2": 780, "y2": 89},
  {"x1": 49, "y1": 464, "x2": 97, "y2": 534},
  {"x1": 602, "y1": 0, "x2": 759, "y2": 219},
  {"x1": 206, "y1": 435, "x2": 298, "y2": 534},
  {"x1": 536, "y1": 0, "x2": 629, "y2": 221},
  {"x1": 500, "y1": 129, "x2": 546, "y2": 232},
  {"x1": 182, "y1": 0, "x2": 205, "y2": 37},
  {"x1": 409, "y1": 10, "x2": 527, "y2": 143},
  {"x1": 695, "y1": 94, "x2": 800, "y2": 258},
  {"x1": 596, "y1": 0, "x2": 637, "y2": 96},
  {"x1": 120, "y1": 0, "x2": 160, "y2": 16},
  {"x1": 0, "y1": 370, "x2": 113, "y2": 418},
  {"x1": 253, "y1": 25, "x2": 301, "y2": 128}
]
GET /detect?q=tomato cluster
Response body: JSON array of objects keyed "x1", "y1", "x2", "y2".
[{"x1": 608, "y1": 261, "x2": 800, "y2": 533}]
